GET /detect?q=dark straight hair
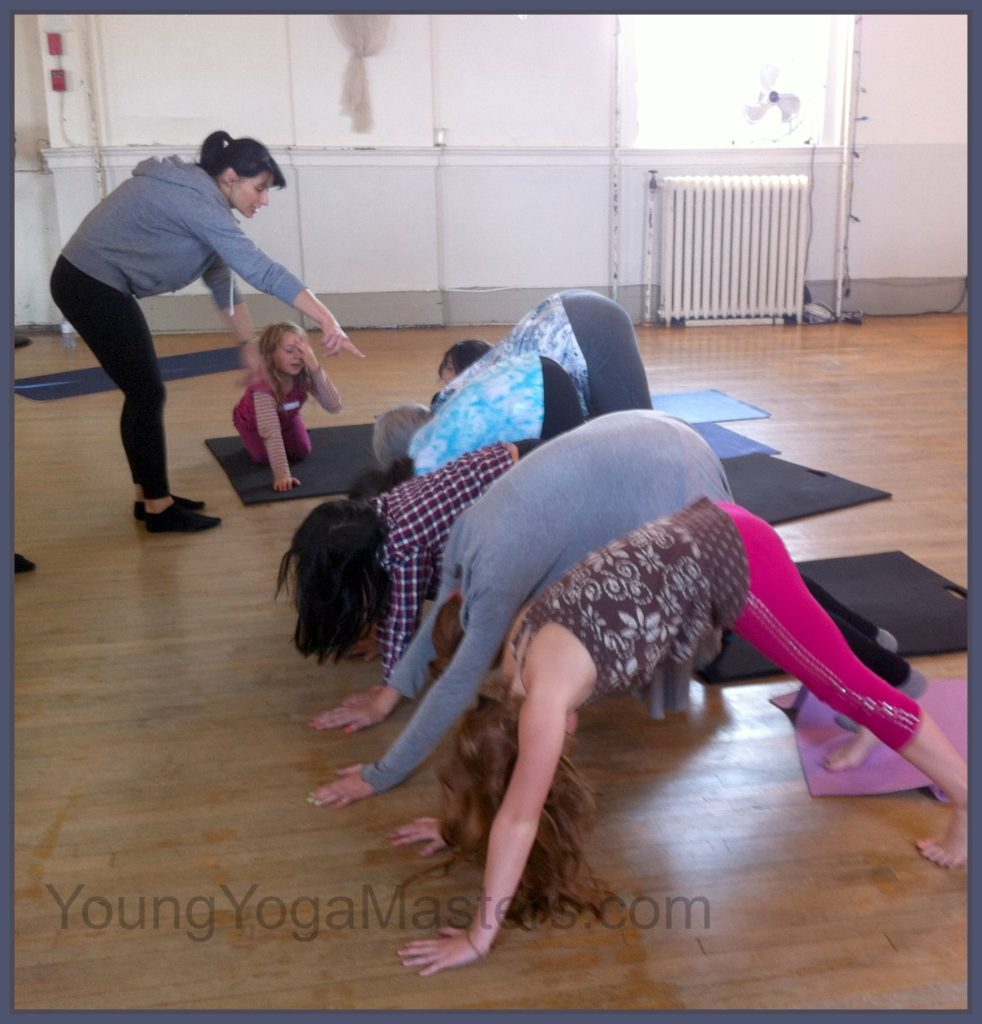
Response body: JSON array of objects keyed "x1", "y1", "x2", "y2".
[
  {"x1": 198, "y1": 130, "x2": 286, "y2": 188},
  {"x1": 276, "y1": 499, "x2": 390, "y2": 663}
]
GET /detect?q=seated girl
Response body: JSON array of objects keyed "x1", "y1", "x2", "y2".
[{"x1": 233, "y1": 321, "x2": 342, "y2": 492}]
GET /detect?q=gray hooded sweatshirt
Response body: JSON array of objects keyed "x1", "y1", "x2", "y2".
[
  {"x1": 60, "y1": 156, "x2": 305, "y2": 312},
  {"x1": 361, "y1": 409, "x2": 734, "y2": 793}
]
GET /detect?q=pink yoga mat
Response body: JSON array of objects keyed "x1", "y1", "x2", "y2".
[{"x1": 770, "y1": 678, "x2": 967, "y2": 800}]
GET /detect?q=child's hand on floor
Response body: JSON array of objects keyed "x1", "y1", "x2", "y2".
[
  {"x1": 307, "y1": 765, "x2": 376, "y2": 808},
  {"x1": 389, "y1": 817, "x2": 448, "y2": 857},
  {"x1": 273, "y1": 474, "x2": 301, "y2": 492},
  {"x1": 307, "y1": 685, "x2": 402, "y2": 733}
]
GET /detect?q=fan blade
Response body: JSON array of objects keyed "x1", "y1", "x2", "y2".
[
  {"x1": 777, "y1": 94, "x2": 801, "y2": 123},
  {"x1": 743, "y1": 102, "x2": 771, "y2": 123},
  {"x1": 759, "y1": 64, "x2": 780, "y2": 90}
]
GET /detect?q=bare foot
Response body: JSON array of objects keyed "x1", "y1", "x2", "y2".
[
  {"x1": 823, "y1": 725, "x2": 881, "y2": 771},
  {"x1": 917, "y1": 807, "x2": 968, "y2": 868}
]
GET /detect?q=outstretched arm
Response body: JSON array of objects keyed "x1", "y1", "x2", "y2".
[
  {"x1": 298, "y1": 335, "x2": 343, "y2": 413},
  {"x1": 305, "y1": 555, "x2": 432, "y2": 737},
  {"x1": 398, "y1": 624, "x2": 596, "y2": 975},
  {"x1": 310, "y1": 620, "x2": 505, "y2": 807},
  {"x1": 360, "y1": 594, "x2": 516, "y2": 794},
  {"x1": 397, "y1": 675, "x2": 570, "y2": 974},
  {"x1": 252, "y1": 391, "x2": 300, "y2": 492},
  {"x1": 291, "y1": 288, "x2": 364, "y2": 359},
  {"x1": 222, "y1": 301, "x2": 258, "y2": 343}
]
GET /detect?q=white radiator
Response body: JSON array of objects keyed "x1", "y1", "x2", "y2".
[{"x1": 657, "y1": 174, "x2": 810, "y2": 326}]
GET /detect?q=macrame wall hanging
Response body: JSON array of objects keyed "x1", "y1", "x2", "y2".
[{"x1": 333, "y1": 14, "x2": 391, "y2": 133}]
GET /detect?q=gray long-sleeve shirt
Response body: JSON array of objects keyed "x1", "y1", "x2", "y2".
[
  {"x1": 361, "y1": 409, "x2": 734, "y2": 793},
  {"x1": 60, "y1": 156, "x2": 305, "y2": 311}
]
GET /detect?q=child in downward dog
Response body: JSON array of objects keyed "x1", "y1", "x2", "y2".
[
  {"x1": 392, "y1": 499, "x2": 967, "y2": 975},
  {"x1": 233, "y1": 322, "x2": 342, "y2": 492}
]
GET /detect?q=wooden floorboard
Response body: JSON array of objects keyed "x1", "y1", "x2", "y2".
[{"x1": 12, "y1": 314, "x2": 968, "y2": 1010}]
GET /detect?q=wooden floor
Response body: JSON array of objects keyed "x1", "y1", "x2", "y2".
[{"x1": 13, "y1": 314, "x2": 968, "y2": 1010}]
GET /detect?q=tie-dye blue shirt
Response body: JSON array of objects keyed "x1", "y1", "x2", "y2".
[
  {"x1": 432, "y1": 292, "x2": 590, "y2": 417},
  {"x1": 410, "y1": 352, "x2": 544, "y2": 475}
]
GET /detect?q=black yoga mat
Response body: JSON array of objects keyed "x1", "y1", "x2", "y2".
[
  {"x1": 15, "y1": 346, "x2": 242, "y2": 400},
  {"x1": 723, "y1": 454, "x2": 891, "y2": 525},
  {"x1": 206, "y1": 418, "x2": 777, "y2": 506},
  {"x1": 206, "y1": 423, "x2": 379, "y2": 504},
  {"x1": 700, "y1": 550, "x2": 968, "y2": 683}
]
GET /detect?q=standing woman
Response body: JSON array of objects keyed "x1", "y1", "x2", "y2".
[{"x1": 50, "y1": 130, "x2": 363, "y2": 533}]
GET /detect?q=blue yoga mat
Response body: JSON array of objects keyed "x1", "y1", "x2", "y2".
[
  {"x1": 691, "y1": 422, "x2": 778, "y2": 460},
  {"x1": 651, "y1": 389, "x2": 770, "y2": 424},
  {"x1": 14, "y1": 346, "x2": 242, "y2": 400}
]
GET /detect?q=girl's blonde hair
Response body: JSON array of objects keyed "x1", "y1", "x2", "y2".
[{"x1": 256, "y1": 321, "x2": 313, "y2": 403}]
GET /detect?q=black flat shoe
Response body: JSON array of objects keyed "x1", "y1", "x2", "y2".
[
  {"x1": 134, "y1": 495, "x2": 206, "y2": 521},
  {"x1": 144, "y1": 504, "x2": 221, "y2": 533},
  {"x1": 15, "y1": 553, "x2": 36, "y2": 573}
]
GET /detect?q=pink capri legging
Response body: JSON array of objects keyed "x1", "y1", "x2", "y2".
[{"x1": 717, "y1": 501, "x2": 922, "y2": 751}]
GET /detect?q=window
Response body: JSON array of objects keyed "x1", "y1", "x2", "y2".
[{"x1": 624, "y1": 14, "x2": 854, "y2": 149}]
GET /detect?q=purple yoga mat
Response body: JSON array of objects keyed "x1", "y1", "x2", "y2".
[{"x1": 770, "y1": 678, "x2": 966, "y2": 800}]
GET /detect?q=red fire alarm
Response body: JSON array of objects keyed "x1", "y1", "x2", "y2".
[
  {"x1": 51, "y1": 69, "x2": 67, "y2": 92},
  {"x1": 47, "y1": 32, "x2": 63, "y2": 56}
]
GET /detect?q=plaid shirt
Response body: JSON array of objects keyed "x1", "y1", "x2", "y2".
[{"x1": 372, "y1": 442, "x2": 515, "y2": 681}]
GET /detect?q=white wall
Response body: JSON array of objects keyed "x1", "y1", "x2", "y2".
[
  {"x1": 846, "y1": 14, "x2": 967, "y2": 282},
  {"x1": 14, "y1": 15, "x2": 62, "y2": 326},
  {"x1": 13, "y1": 12, "x2": 968, "y2": 328},
  {"x1": 431, "y1": 15, "x2": 614, "y2": 147}
]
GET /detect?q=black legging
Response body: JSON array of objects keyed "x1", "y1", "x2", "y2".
[
  {"x1": 560, "y1": 290, "x2": 652, "y2": 416},
  {"x1": 539, "y1": 356, "x2": 586, "y2": 440},
  {"x1": 801, "y1": 575, "x2": 909, "y2": 687},
  {"x1": 50, "y1": 256, "x2": 170, "y2": 499}
]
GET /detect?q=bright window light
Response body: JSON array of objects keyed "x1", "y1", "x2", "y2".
[{"x1": 625, "y1": 14, "x2": 852, "y2": 149}]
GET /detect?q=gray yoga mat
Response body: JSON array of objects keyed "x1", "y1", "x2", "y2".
[{"x1": 205, "y1": 424, "x2": 378, "y2": 504}]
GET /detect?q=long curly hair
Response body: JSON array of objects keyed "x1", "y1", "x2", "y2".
[
  {"x1": 276, "y1": 500, "x2": 389, "y2": 662},
  {"x1": 438, "y1": 680, "x2": 608, "y2": 928},
  {"x1": 256, "y1": 321, "x2": 314, "y2": 404}
]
